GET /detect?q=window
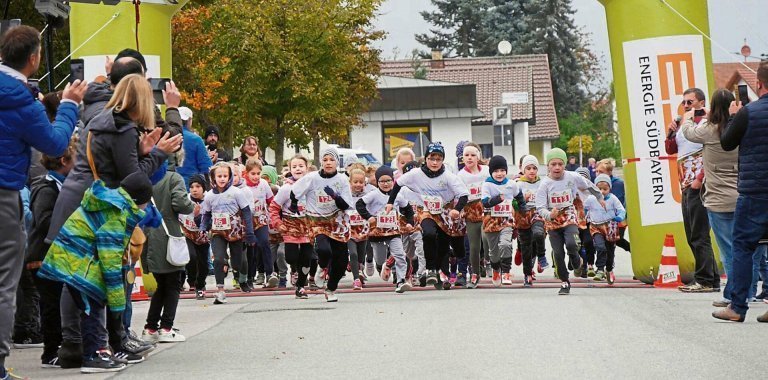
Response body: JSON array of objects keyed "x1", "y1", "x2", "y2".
[{"x1": 382, "y1": 123, "x2": 431, "y2": 164}]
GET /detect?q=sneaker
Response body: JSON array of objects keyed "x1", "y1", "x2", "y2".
[
  {"x1": 278, "y1": 276, "x2": 287, "y2": 288},
  {"x1": 291, "y1": 272, "x2": 298, "y2": 286},
  {"x1": 419, "y1": 273, "x2": 428, "y2": 287},
  {"x1": 308, "y1": 278, "x2": 318, "y2": 290},
  {"x1": 426, "y1": 270, "x2": 438, "y2": 286},
  {"x1": 213, "y1": 291, "x2": 227, "y2": 304},
  {"x1": 324, "y1": 289, "x2": 338, "y2": 302},
  {"x1": 681, "y1": 283, "x2": 714, "y2": 293},
  {"x1": 80, "y1": 350, "x2": 127, "y2": 373},
  {"x1": 502, "y1": 273, "x2": 512, "y2": 285},
  {"x1": 353, "y1": 279, "x2": 363, "y2": 290},
  {"x1": 395, "y1": 280, "x2": 412, "y2": 293},
  {"x1": 523, "y1": 275, "x2": 533, "y2": 288},
  {"x1": 58, "y1": 341, "x2": 82, "y2": 369},
  {"x1": 365, "y1": 261, "x2": 375, "y2": 277},
  {"x1": 12, "y1": 338, "x2": 43, "y2": 349},
  {"x1": 572, "y1": 257, "x2": 584, "y2": 277},
  {"x1": 240, "y1": 282, "x2": 253, "y2": 293},
  {"x1": 315, "y1": 268, "x2": 328, "y2": 289},
  {"x1": 120, "y1": 338, "x2": 154, "y2": 356},
  {"x1": 755, "y1": 291, "x2": 767, "y2": 300},
  {"x1": 537, "y1": 256, "x2": 550, "y2": 272},
  {"x1": 558, "y1": 282, "x2": 571, "y2": 295},
  {"x1": 593, "y1": 270, "x2": 606, "y2": 282},
  {"x1": 255, "y1": 273, "x2": 265, "y2": 286},
  {"x1": 455, "y1": 273, "x2": 467, "y2": 287},
  {"x1": 158, "y1": 328, "x2": 186, "y2": 343},
  {"x1": 439, "y1": 271, "x2": 450, "y2": 290},
  {"x1": 112, "y1": 350, "x2": 145, "y2": 364},
  {"x1": 380, "y1": 264, "x2": 392, "y2": 282},
  {"x1": 587, "y1": 265, "x2": 596, "y2": 277},
  {"x1": 195, "y1": 290, "x2": 206, "y2": 300},
  {"x1": 491, "y1": 270, "x2": 502, "y2": 287},
  {"x1": 467, "y1": 274, "x2": 479, "y2": 289},
  {"x1": 295, "y1": 287, "x2": 308, "y2": 299},
  {"x1": 265, "y1": 274, "x2": 279, "y2": 288},
  {"x1": 607, "y1": 271, "x2": 615, "y2": 285},
  {"x1": 514, "y1": 248, "x2": 522, "y2": 266},
  {"x1": 711, "y1": 305, "x2": 745, "y2": 322},
  {"x1": 41, "y1": 357, "x2": 61, "y2": 369},
  {"x1": 141, "y1": 328, "x2": 159, "y2": 344},
  {"x1": 442, "y1": 279, "x2": 452, "y2": 290},
  {"x1": 712, "y1": 299, "x2": 730, "y2": 308}
]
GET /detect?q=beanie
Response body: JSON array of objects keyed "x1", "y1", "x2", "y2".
[
  {"x1": 545, "y1": 148, "x2": 567, "y2": 164},
  {"x1": 402, "y1": 160, "x2": 419, "y2": 174},
  {"x1": 261, "y1": 165, "x2": 279, "y2": 185},
  {"x1": 575, "y1": 167, "x2": 590, "y2": 180},
  {"x1": 375, "y1": 166, "x2": 395, "y2": 182},
  {"x1": 320, "y1": 146, "x2": 339, "y2": 163},
  {"x1": 520, "y1": 155, "x2": 539, "y2": 170},
  {"x1": 595, "y1": 174, "x2": 612, "y2": 188},
  {"x1": 489, "y1": 155, "x2": 507, "y2": 174},
  {"x1": 120, "y1": 172, "x2": 153, "y2": 205},
  {"x1": 188, "y1": 174, "x2": 208, "y2": 191},
  {"x1": 204, "y1": 126, "x2": 220, "y2": 140}
]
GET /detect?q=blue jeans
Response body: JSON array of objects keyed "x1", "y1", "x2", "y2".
[
  {"x1": 729, "y1": 195, "x2": 768, "y2": 315},
  {"x1": 750, "y1": 245, "x2": 768, "y2": 298},
  {"x1": 707, "y1": 211, "x2": 734, "y2": 301}
]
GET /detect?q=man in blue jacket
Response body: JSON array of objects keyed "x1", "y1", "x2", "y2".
[
  {"x1": 176, "y1": 106, "x2": 213, "y2": 187},
  {"x1": 0, "y1": 25, "x2": 86, "y2": 378}
]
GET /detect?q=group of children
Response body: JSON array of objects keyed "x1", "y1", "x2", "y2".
[{"x1": 181, "y1": 141, "x2": 628, "y2": 303}]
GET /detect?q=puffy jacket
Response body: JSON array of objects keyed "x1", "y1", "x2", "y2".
[
  {"x1": 722, "y1": 94, "x2": 768, "y2": 197},
  {"x1": 0, "y1": 69, "x2": 79, "y2": 190}
]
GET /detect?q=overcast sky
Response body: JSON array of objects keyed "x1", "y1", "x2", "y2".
[{"x1": 373, "y1": 0, "x2": 768, "y2": 83}]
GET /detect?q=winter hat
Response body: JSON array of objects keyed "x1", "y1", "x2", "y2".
[
  {"x1": 575, "y1": 167, "x2": 590, "y2": 180},
  {"x1": 320, "y1": 146, "x2": 339, "y2": 163},
  {"x1": 489, "y1": 155, "x2": 507, "y2": 174},
  {"x1": 261, "y1": 165, "x2": 279, "y2": 185},
  {"x1": 188, "y1": 174, "x2": 208, "y2": 191},
  {"x1": 402, "y1": 160, "x2": 419, "y2": 174},
  {"x1": 520, "y1": 155, "x2": 539, "y2": 170},
  {"x1": 204, "y1": 125, "x2": 220, "y2": 140},
  {"x1": 120, "y1": 172, "x2": 153, "y2": 205},
  {"x1": 178, "y1": 106, "x2": 193, "y2": 121},
  {"x1": 595, "y1": 174, "x2": 612, "y2": 188},
  {"x1": 375, "y1": 166, "x2": 395, "y2": 182},
  {"x1": 426, "y1": 141, "x2": 445, "y2": 158},
  {"x1": 545, "y1": 148, "x2": 567, "y2": 164}
]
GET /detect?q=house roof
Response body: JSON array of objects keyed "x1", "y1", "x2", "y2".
[
  {"x1": 713, "y1": 62, "x2": 761, "y2": 92},
  {"x1": 376, "y1": 75, "x2": 464, "y2": 89},
  {"x1": 380, "y1": 55, "x2": 559, "y2": 140}
]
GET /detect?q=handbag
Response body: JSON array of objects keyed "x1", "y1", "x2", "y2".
[
  {"x1": 87, "y1": 131, "x2": 145, "y2": 263},
  {"x1": 151, "y1": 197, "x2": 190, "y2": 266}
]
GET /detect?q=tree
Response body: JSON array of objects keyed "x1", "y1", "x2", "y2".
[
  {"x1": 415, "y1": 0, "x2": 490, "y2": 57},
  {"x1": 172, "y1": 0, "x2": 383, "y2": 165},
  {"x1": 555, "y1": 84, "x2": 619, "y2": 163}
]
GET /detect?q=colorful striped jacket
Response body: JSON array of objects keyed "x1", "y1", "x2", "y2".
[{"x1": 39, "y1": 180, "x2": 145, "y2": 313}]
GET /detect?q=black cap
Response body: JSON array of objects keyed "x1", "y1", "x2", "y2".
[
  {"x1": 120, "y1": 172, "x2": 153, "y2": 205},
  {"x1": 489, "y1": 155, "x2": 507, "y2": 174},
  {"x1": 204, "y1": 125, "x2": 220, "y2": 140}
]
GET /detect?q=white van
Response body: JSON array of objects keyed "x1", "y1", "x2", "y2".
[{"x1": 329, "y1": 145, "x2": 381, "y2": 171}]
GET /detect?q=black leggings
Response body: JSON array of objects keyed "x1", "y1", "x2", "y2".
[
  {"x1": 145, "y1": 271, "x2": 183, "y2": 330},
  {"x1": 212, "y1": 236, "x2": 245, "y2": 286},
  {"x1": 421, "y1": 219, "x2": 465, "y2": 275},
  {"x1": 185, "y1": 240, "x2": 210, "y2": 290},
  {"x1": 285, "y1": 242, "x2": 313, "y2": 288},
  {"x1": 314, "y1": 235, "x2": 349, "y2": 291},
  {"x1": 518, "y1": 221, "x2": 546, "y2": 276}
]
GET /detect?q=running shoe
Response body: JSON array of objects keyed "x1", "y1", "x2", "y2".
[
  {"x1": 120, "y1": 338, "x2": 154, "y2": 356},
  {"x1": 558, "y1": 282, "x2": 571, "y2": 295},
  {"x1": 158, "y1": 328, "x2": 186, "y2": 343},
  {"x1": 439, "y1": 271, "x2": 450, "y2": 290},
  {"x1": 572, "y1": 256, "x2": 584, "y2": 277},
  {"x1": 501, "y1": 272, "x2": 512, "y2": 285},
  {"x1": 365, "y1": 261, "x2": 375, "y2": 277},
  {"x1": 315, "y1": 268, "x2": 328, "y2": 289},
  {"x1": 491, "y1": 270, "x2": 502, "y2": 287},
  {"x1": 467, "y1": 274, "x2": 479, "y2": 289},
  {"x1": 255, "y1": 273, "x2": 265, "y2": 286},
  {"x1": 425, "y1": 270, "x2": 438, "y2": 286},
  {"x1": 278, "y1": 276, "x2": 287, "y2": 288},
  {"x1": 213, "y1": 291, "x2": 227, "y2": 304},
  {"x1": 12, "y1": 337, "x2": 43, "y2": 349},
  {"x1": 380, "y1": 263, "x2": 392, "y2": 282},
  {"x1": 195, "y1": 290, "x2": 206, "y2": 300},
  {"x1": 141, "y1": 328, "x2": 159, "y2": 344},
  {"x1": 514, "y1": 248, "x2": 522, "y2": 266},
  {"x1": 324, "y1": 289, "x2": 338, "y2": 302},
  {"x1": 265, "y1": 274, "x2": 279, "y2": 288},
  {"x1": 523, "y1": 275, "x2": 533, "y2": 288},
  {"x1": 295, "y1": 287, "x2": 308, "y2": 299},
  {"x1": 112, "y1": 350, "x2": 145, "y2": 364},
  {"x1": 80, "y1": 350, "x2": 126, "y2": 373},
  {"x1": 353, "y1": 279, "x2": 362, "y2": 290},
  {"x1": 41, "y1": 356, "x2": 60, "y2": 369},
  {"x1": 419, "y1": 272, "x2": 427, "y2": 287},
  {"x1": 308, "y1": 278, "x2": 318, "y2": 290},
  {"x1": 537, "y1": 256, "x2": 549, "y2": 273},
  {"x1": 587, "y1": 265, "x2": 596, "y2": 277},
  {"x1": 607, "y1": 271, "x2": 615, "y2": 285},
  {"x1": 442, "y1": 278, "x2": 452, "y2": 290},
  {"x1": 395, "y1": 280, "x2": 412, "y2": 293},
  {"x1": 239, "y1": 282, "x2": 252, "y2": 293},
  {"x1": 593, "y1": 270, "x2": 606, "y2": 282},
  {"x1": 455, "y1": 273, "x2": 467, "y2": 287}
]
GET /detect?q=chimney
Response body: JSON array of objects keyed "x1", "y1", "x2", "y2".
[{"x1": 430, "y1": 49, "x2": 445, "y2": 69}]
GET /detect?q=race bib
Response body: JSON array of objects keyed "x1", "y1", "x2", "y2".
[
  {"x1": 212, "y1": 212, "x2": 231, "y2": 230},
  {"x1": 376, "y1": 211, "x2": 398, "y2": 229},
  {"x1": 348, "y1": 210, "x2": 365, "y2": 226},
  {"x1": 549, "y1": 190, "x2": 572, "y2": 209},
  {"x1": 468, "y1": 185, "x2": 482, "y2": 201},
  {"x1": 491, "y1": 200, "x2": 513, "y2": 217},
  {"x1": 179, "y1": 214, "x2": 198, "y2": 231},
  {"x1": 524, "y1": 190, "x2": 536, "y2": 203},
  {"x1": 253, "y1": 199, "x2": 265, "y2": 216},
  {"x1": 423, "y1": 195, "x2": 443, "y2": 215}
]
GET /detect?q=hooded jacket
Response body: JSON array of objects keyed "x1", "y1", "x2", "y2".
[
  {"x1": 38, "y1": 180, "x2": 145, "y2": 313},
  {"x1": 145, "y1": 170, "x2": 195, "y2": 274}
]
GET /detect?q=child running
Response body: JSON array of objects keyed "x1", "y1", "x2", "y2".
[
  {"x1": 291, "y1": 147, "x2": 354, "y2": 302},
  {"x1": 457, "y1": 143, "x2": 489, "y2": 288},
  {"x1": 347, "y1": 168, "x2": 371, "y2": 290},
  {"x1": 481, "y1": 156, "x2": 526, "y2": 287},
  {"x1": 270, "y1": 155, "x2": 313, "y2": 299},
  {"x1": 179, "y1": 174, "x2": 210, "y2": 300},
  {"x1": 200, "y1": 162, "x2": 257, "y2": 304},
  {"x1": 584, "y1": 174, "x2": 626, "y2": 284},
  {"x1": 244, "y1": 159, "x2": 278, "y2": 289},
  {"x1": 535, "y1": 148, "x2": 603, "y2": 295},
  {"x1": 386, "y1": 142, "x2": 469, "y2": 290},
  {"x1": 398, "y1": 161, "x2": 427, "y2": 286},
  {"x1": 515, "y1": 155, "x2": 548, "y2": 287},
  {"x1": 356, "y1": 166, "x2": 414, "y2": 293}
]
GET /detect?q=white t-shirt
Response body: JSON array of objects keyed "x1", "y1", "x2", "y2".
[
  {"x1": 274, "y1": 183, "x2": 306, "y2": 218},
  {"x1": 201, "y1": 186, "x2": 251, "y2": 216},
  {"x1": 291, "y1": 171, "x2": 354, "y2": 217},
  {"x1": 396, "y1": 167, "x2": 469, "y2": 206},
  {"x1": 516, "y1": 177, "x2": 541, "y2": 211},
  {"x1": 535, "y1": 171, "x2": 600, "y2": 219},
  {"x1": 457, "y1": 165, "x2": 489, "y2": 202},
  {"x1": 245, "y1": 179, "x2": 273, "y2": 217},
  {"x1": 675, "y1": 118, "x2": 705, "y2": 158},
  {"x1": 361, "y1": 188, "x2": 409, "y2": 216}
]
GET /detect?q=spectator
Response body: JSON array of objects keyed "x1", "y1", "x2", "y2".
[
  {"x1": 566, "y1": 155, "x2": 579, "y2": 171},
  {"x1": 713, "y1": 62, "x2": 768, "y2": 323},
  {"x1": 237, "y1": 135, "x2": 268, "y2": 166},
  {"x1": 666, "y1": 87, "x2": 719, "y2": 293},
  {"x1": 204, "y1": 125, "x2": 232, "y2": 162},
  {"x1": 176, "y1": 106, "x2": 213, "y2": 187},
  {"x1": 0, "y1": 25, "x2": 86, "y2": 378},
  {"x1": 587, "y1": 157, "x2": 597, "y2": 181}
]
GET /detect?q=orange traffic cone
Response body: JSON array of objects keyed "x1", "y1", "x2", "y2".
[
  {"x1": 131, "y1": 261, "x2": 150, "y2": 301},
  {"x1": 654, "y1": 234, "x2": 684, "y2": 288}
]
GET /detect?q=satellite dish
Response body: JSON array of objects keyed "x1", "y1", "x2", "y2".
[{"x1": 497, "y1": 40, "x2": 512, "y2": 55}]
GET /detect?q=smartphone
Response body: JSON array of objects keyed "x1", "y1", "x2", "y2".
[
  {"x1": 738, "y1": 85, "x2": 750, "y2": 106},
  {"x1": 69, "y1": 59, "x2": 84, "y2": 84},
  {"x1": 694, "y1": 109, "x2": 706, "y2": 117},
  {"x1": 148, "y1": 78, "x2": 171, "y2": 104}
]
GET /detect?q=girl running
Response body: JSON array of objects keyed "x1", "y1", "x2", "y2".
[
  {"x1": 244, "y1": 159, "x2": 278, "y2": 288},
  {"x1": 179, "y1": 174, "x2": 210, "y2": 300},
  {"x1": 347, "y1": 168, "x2": 371, "y2": 290},
  {"x1": 584, "y1": 174, "x2": 626, "y2": 284},
  {"x1": 515, "y1": 155, "x2": 548, "y2": 287},
  {"x1": 457, "y1": 143, "x2": 490, "y2": 288},
  {"x1": 398, "y1": 161, "x2": 426, "y2": 286}
]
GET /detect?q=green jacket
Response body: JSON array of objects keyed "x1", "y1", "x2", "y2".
[
  {"x1": 145, "y1": 171, "x2": 195, "y2": 274},
  {"x1": 39, "y1": 180, "x2": 145, "y2": 313}
]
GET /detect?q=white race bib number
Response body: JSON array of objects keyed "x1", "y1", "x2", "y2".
[
  {"x1": 253, "y1": 199, "x2": 265, "y2": 216},
  {"x1": 376, "y1": 211, "x2": 397, "y2": 229},
  {"x1": 212, "y1": 212, "x2": 231, "y2": 230},
  {"x1": 549, "y1": 190, "x2": 572, "y2": 209},
  {"x1": 348, "y1": 211, "x2": 365, "y2": 226},
  {"x1": 179, "y1": 214, "x2": 198, "y2": 231},
  {"x1": 468, "y1": 185, "x2": 482, "y2": 201},
  {"x1": 423, "y1": 196, "x2": 443, "y2": 215},
  {"x1": 491, "y1": 201, "x2": 513, "y2": 217}
]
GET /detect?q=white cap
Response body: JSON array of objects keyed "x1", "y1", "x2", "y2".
[{"x1": 178, "y1": 106, "x2": 193, "y2": 121}]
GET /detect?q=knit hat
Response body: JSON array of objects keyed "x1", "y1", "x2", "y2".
[
  {"x1": 120, "y1": 172, "x2": 153, "y2": 205},
  {"x1": 375, "y1": 166, "x2": 395, "y2": 182},
  {"x1": 426, "y1": 141, "x2": 445, "y2": 158},
  {"x1": 595, "y1": 174, "x2": 612, "y2": 188},
  {"x1": 178, "y1": 106, "x2": 193, "y2": 121},
  {"x1": 261, "y1": 165, "x2": 279, "y2": 185},
  {"x1": 188, "y1": 174, "x2": 208, "y2": 191},
  {"x1": 545, "y1": 148, "x2": 567, "y2": 164},
  {"x1": 204, "y1": 125, "x2": 220, "y2": 140},
  {"x1": 575, "y1": 167, "x2": 590, "y2": 180},
  {"x1": 402, "y1": 160, "x2": 419, "y2": 174},
  {"x1": 520, "y1": 155, "x2": 539, "y2": 170},
  {"x1": 320, "y1": 146, "x2": 339, "y2": 163},
  {"x1": 489, "y1": 155, "x2": 507, "y2": 174}
]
